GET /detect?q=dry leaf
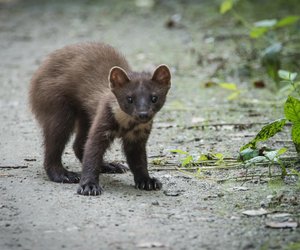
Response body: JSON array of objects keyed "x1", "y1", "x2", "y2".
[
  {"x1": 231, "y1": 186, "x2": 249, "y2": 191},
  {"x1": 137, "y1": 241, "x2": 167, "y2": 248},
  {"x1": 242, "y1": 208, "x2": 269, "y2": 216},
  {"x1": 267, "y1": 213, "x2": 291, "y2": 219},
  {"x1": 266, "y1": 221, "x2": 298, "y2": 229}
]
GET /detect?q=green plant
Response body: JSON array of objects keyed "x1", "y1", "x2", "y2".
[
  {"x1": 241, "y1": 70, "x2": 300, "y2": 152},
  {"x1": 170, "y1": 150, "x2": 226, "y2": 179},
  {"x1": 240, "y1": 70, "x2": 300, "y2": 177},
  {"x1": 239, "y1": 147, "x2": 287, "y2": 177},
  {"x1": 219, "y1": 0, "x2": 300, "y2": 87},
  {"x1": 170, "y1": 149, "x2": 195, "y2": 167},
  {"x1": 170, "y1": 150, "x2": 225, "y2": 167},
  {"x1": 278, "y1": 70, "x2": 300, "y2": 97}
]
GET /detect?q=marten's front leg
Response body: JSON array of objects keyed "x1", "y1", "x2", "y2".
[
  {"x1": 77, "y1": 111, "x2": 114, "y2": 196},
  {"x1": 77, "y1": 135, "x2": 110, "y2": 195},
  {"x1": 122, "y1": 135, "x2": 162, "y2": 191}
]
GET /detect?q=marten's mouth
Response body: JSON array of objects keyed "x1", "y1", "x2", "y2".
[
  {"x1": 136, "y1": 117, "x2": 152, "y2": 123},
  {"x1": 134, "y1": 115, "x2": 152, "y2": 124}
]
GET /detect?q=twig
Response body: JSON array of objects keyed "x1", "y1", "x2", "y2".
[
  {"x1": 185, "y1": 122, "x2": 281, "y2": 130},
  {"x1": 216, "y1": 174, "x2": 289, "y2": 183},
  {"x1": 0, "y1": 165, "x2": 28, "y2": 169},
  {"x1": 150, "y1": 158, "x2": 297, "y2": 171},
  {"x1": 149, "y1": 165, "x2": 241, "y2": 171}
]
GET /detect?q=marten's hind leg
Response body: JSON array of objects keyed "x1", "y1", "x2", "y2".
[
  {"x1": 101, "y1": 162, "x2": 129, "y2": 173},
  {"x1": 42, "y1": 108, "x2": 80, "y2": 183},
  {"x1": 73, "y1": 112, "x2": 90, "y2": 162}
]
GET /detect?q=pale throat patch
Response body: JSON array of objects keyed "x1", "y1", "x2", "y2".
[
  {"x1": 111, "y1": 104, "x2": 135, "y2": 129},
  {"x1": 111, "y1": 102, "x2": 152, "y2": 141}
]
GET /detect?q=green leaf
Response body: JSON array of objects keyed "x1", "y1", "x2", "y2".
[
  {"x1": 292, "y1": 122, "x2": 300, "y2": 144},
  {"x1": 265, "y1": 150, "x2": 280, "y2": 161},
  {"x1": 290, "y1": 73, "x2": 298, "y2": 81},
  {"x1": 278, "y1": 70, "x2": 291, "y2": 80},
  {"x1": 239, "y1": 148, "x2": 260, "y2": 162},
  {"x1": 182, "y1": 155, "x2": 193, "y2": 167},
  {"x1": 220, "y1": 0, "x2": 233, "y2": 14},
  {"x1": 198, "y1": 154, "x2": 209, "y2": 161},
  {"x1": 214, "y1": 153, "x2": 224, "y2": 159},
  {"x1": 240, "y1": 119, "x2": 287, "y2": 151},
  {"x1": 284, "y1": 96, "x2": 300, "y2": 123},
  {"x1": 254, "y1": 19, "x2": 277, "y2": 27},
  {"x1": 249, "y1": 27, "x2": 268, "y2": 38},
  {"x1": 278, "y1": 70, "x2": 298, "y2": 81},
  {"x1": 227, "y1": 91, "x2": 240, "y2": 101},
  {"x1": 277, "y1": 147, "x2": 287, "y2": 156},
  {"x1": 244, "y1": 156, "x2": 269, "y2": 166},
  {"x1": 262, "y1": 43, "x2": 282, "y2": 56},
  {"x1": 290, "y1": 168, "x2": 300, "y2": 177},
  {"x1": 219, "y1": 83, "x2": 237, "y2": 90},
  {"x1": 276, "y1": 15, "x2": 300, "y2": 28},
  {"x1": 170, "y1": 149, "x2": 188, "y2": 155}
]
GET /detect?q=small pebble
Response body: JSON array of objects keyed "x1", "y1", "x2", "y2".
[{"x1": 152, "y1": 200, "x2": 159, "y2": 206}]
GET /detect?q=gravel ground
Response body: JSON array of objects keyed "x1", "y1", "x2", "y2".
[{"x1": 0, "y1": 1, "x2": 299, "y2": 249}]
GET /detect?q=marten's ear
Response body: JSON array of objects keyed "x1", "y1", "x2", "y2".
[
  {"x1": 151, "y1": 65, "x2": 171, "y2": 87},
  {"x1": 109, "y1": 66, "x2": 130, "y2": 89}
]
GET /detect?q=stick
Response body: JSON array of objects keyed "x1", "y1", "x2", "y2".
[{"x1": 0, "y1": 165, "x2": 28, "y2": 169}]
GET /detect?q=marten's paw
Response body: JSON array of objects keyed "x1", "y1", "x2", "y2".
[
  {"x1": 47, "y1": 169, "x2": 80, "y2": 183},
  {"x1": 135, "y1": 177, "x2": 162, "y2": 191},
  {"x1": 101, "y1": 162, "x2": 129, "y2": 174},
  {"x1": 77, "y1": 182, "x2": 103, "y2": 196}
]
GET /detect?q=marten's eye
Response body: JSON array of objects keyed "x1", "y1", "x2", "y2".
[
  {"x1": 151, "y1": 96, "x2": 158, "y2": 103},
  {"x1": 127, "y1": 97, "x2": 133, "y2": 104}
]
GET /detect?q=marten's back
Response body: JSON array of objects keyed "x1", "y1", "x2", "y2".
[{"x1": 29, "y1": 42, "x2": 130, "y2": 121}]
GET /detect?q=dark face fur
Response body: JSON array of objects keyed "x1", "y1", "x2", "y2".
[{"x1": 109, "y1": 65, "x2": 171, "y2": 123}]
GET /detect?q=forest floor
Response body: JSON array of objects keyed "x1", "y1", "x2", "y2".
[{"x1": 0, "y1": 0, "x2": 299, "y2": 249}]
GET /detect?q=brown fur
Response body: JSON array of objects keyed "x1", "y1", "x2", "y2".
[{"x1": 29, "y1": 42, "x2": 171, "y2": 195}]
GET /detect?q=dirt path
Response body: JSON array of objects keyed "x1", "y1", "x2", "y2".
[{"x1": 1, "y1": 1, "x2": 299, "y2": 249}]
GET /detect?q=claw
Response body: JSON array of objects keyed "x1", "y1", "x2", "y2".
[
  {"x1": 77, "y1": 186, "x2": 83, "y2": 194},
  {"x1": 77, "y1": 182, "x2": 102, "y2": 196},
  {"x1": 135, "y1": 177, "x2": 162, "y2": 191}
]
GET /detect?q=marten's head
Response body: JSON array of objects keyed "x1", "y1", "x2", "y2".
[{"x1": 109, "y1": 65, "x2": 171, "y2": 123}]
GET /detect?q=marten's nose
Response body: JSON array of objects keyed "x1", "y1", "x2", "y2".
[{"x1": 138, "y1": 112, "x2": 149, "y2": 120}]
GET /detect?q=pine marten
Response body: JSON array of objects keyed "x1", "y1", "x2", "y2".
[{"x1": 29, "y1": 42, "x2": 171, "y2": 196}]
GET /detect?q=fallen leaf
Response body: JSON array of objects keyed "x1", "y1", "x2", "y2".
[
  {"x1": 137, "y1": 241, "x2": 167, "y2": 248},
  {"x1": 253, "y1": 80, "x2": 266, "y2": 88},
  {"x1": 191, "y1": 117, "x2": 205, "y2": 123},
  {"x1": 242, "y1": 208, "x2": 269, "y2": 216},
  {"x1": 267, "y1": 213, "x2": 291, "y2": 219},
  {"x1": 266, "y1": 221, "x2": 298, "y2": 229},
  {"x1": 231, "y1": 186, "x2": 249, "y2": 191},
  {"x1": 204, "y1": 81, "x2": 217, "y2": 88},
  {"x1": 163, "y1": 190, "x2": 184, "y2": 196}
]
